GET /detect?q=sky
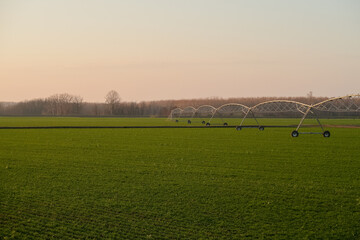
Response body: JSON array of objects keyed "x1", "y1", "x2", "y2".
[{"x1": 1, "y1": 0, "x2": 359, "y2": 102}]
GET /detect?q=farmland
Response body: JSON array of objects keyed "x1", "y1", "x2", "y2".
[
  {"x1": 1, "y1": 117, "x2": 360, "y2": 239},
  {"x1": 0, "y1": 116, "x2": 359, "y2": 127}
]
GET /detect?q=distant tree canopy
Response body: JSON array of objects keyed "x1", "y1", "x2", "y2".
[
  {"x1": 44, "y1": 93, "x2": 83, "y2": 115},
  {"x1": 1, "y1": 93, "x2": 350, "y2": 118},
  {"x1": 105, "y1": 90, "x2": 121, "y2": 115}
]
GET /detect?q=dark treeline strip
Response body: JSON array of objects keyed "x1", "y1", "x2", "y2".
[{"x1": 0, "y1": 93, "x2": 335, "y2": 117}]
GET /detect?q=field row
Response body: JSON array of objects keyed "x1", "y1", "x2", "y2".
[
  {"x1": 0, "y1": 117, "x2": 359, "y2": 127},
  {"x1": 1, "y1": 119, "x2": 360, "y2": 238}
]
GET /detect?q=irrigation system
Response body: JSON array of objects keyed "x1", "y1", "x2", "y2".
[{"x1": 168, "y1": 94, "x2": 360, "y2": 137}]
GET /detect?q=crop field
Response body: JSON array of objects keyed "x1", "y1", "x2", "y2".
[
  {"x1": 0, "y1": 116, "x2": 359, "y2": 127},
  {"x1": 1, "y1": 117, "x2": 360, "y2": 239}
]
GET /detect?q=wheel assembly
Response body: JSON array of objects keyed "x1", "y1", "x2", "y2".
[
  {"x1": 323, "y1": 131, "x2": 330, "y2": 138},
  {"x1": 223, "y1": 122, "x2": 228, "y2": 126},
  {"x1": 259, "y1": 126, "x2": 264, "y2": 131},
  {"x1": 291, "y1": 130, "x2": 299, "y2": 137}
]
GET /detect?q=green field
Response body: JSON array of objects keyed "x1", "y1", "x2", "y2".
[
  {"x1": 1, "y1": 117, "x2": 360, "y2": 239},
  {"x1": 0, "y1": 116, "x2": 359, "y2": 127}
]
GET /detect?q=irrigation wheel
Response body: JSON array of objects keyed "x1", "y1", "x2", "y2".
[
  {"x1": 323, "y1": 131, "x2": 330, "y2": 138},
  {"x1": 291, "y1": 130, "x2": 299, "y2": 137}
]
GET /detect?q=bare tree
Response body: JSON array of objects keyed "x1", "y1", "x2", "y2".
[
  {"x1": 307, "y1": 91, "x2": 314, "y2": 104},
  {"x1": 1, "y1": 94, "x2": 333, "y2": 117},
  {"x1": 0, "y1": 103, "x2": 4, "y2": 115},
  {"x1": 43, "y1": 93, "x2": 84, "y2": 115},
  {"x1": 105, "y1": 90, "x2": 121, "y2": 115},
  {"x1": 72, "y1": 95, "x2": 84, "y2": 114}
]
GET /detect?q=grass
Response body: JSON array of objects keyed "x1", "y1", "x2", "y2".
[
  {"x1": 0, "y1": 116, "x2": 358, "y2": 127},
  {"x1": 1, "y1": 117, "x2": 360, "y2": 239}
]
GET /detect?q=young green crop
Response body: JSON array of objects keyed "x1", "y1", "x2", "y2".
[
  {"x1": 0, "y1": 116, "x2": 358, "y2": 127},
  {"x1": 1, "y1": 118, "x2": 359, "y2": 239}
]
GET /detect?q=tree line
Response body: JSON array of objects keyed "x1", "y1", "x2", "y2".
[{"x1": 0, "y1": 90, "x2": 336, "y2": 117}]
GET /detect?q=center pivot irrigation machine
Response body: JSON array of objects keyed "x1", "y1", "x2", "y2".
[{"x1": 168, "y1": 94, "x2": 360, "y2": 137}]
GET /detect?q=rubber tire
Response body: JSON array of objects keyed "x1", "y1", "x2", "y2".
[
  {"x1": 202, "y1": 121, "x2": 205, "y2": 124},
  {"x1": 206, "y1": 123, "x2": 211, "y2": 126},
  {"x1": 236, "y1": 126, "x2": 242, "y2": 131},
  {"x1": 259, "y1": 126, "x2": 264, "y2": 131},
  {"x1": 223, "y1": 122, "x2": 228, "y2": 126},
  {"x1": 323, "y1": 131, "x2": 330, "y2": 138},
  {"x1": 175, "y1": 120, "x2": 179, "y2": 123},
  {"x1": 187, "y1": 120, "x2": 191, "y2": 124},
  {"x1": 291, "y1": 130, "x2": 299, "y2": 137}
]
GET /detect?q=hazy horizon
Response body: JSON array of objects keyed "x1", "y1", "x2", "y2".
[
  {"x1": 1, "y1": 0, "x2": 359, "y2": 102},
  {"x1": 0, "y1": 93, "x2": 332, "y2": 104}
]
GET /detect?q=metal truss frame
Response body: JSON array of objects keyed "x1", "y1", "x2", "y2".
[
  {"x1": 209, "y1": 103, "x2": 250, "y2": 126},
  {"x1": 179, "y1": 106, "x2": 197, "y2": 123},
  {"x1": 237, "y1": 100, "x2": 315, "y2": 132},
  {"x1": 168, "y1": 107, "x2": 183, "y2": 121},
  {"x1": 291, "y1": 94, "x2": 360, "y2": 137},
  {"x1": 192, "y1": 105, "x2": 217, "y2": 125},
  {"x1": 168, "y1": 94, "x2": 360, "y2": 137}
]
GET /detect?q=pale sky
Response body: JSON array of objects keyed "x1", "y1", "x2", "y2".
[{"x1": 1, "y1": 0, "x2": 359, "y2": 102}]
